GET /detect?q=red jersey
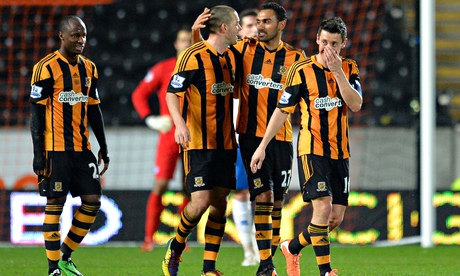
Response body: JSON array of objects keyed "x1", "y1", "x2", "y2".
[{"x1": 132, "y1": 57, "x2": 177, "y2": 118}]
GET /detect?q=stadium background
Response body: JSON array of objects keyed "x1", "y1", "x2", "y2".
[{"x1": 1, "y1": 0, "x2": 459, "y2": 245}]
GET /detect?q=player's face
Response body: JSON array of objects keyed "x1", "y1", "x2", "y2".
[
  {"x1": 238, "y1": 15, "x2": 257, "y2": 38},
  {"x1": 225, "y1": 12, "x2": 242, "y2": 46},
  {"x1": 174, "y1": 30, "x2": 191, "y2": 54},
  {"x1": 60, "y1": 19, "x2": 87, "y2": 58},
  {"x1": 256, "y1": 9, "x2": 283, "y2": 43},
  {"x1": 316, "y1": 30, "x2": 346, "y2": 58}
]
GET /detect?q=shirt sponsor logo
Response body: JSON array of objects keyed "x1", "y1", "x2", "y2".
[
  {"x1": 279, "y1": 91, "x2": 291, "y2": 104},
  {"x1": 246, "y1": 74, "x2": 284, "y2": 90},
  {"x1": 171, "y1": 74, "x2": 185, "y2": 89},
  {"x1": 58, "y1": 90, "x2": 88, "y2": 105},
  {"x1": 314, "y1": 96, "x2": 342, "y2": 111},
  {"x1": 211, "y1": 81, "x2": 234, "y2": 96},
  {"x1": 30, "y1": 85, "x2": 43, "y2": 99}
]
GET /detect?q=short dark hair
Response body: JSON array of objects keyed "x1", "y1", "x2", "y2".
[
  {"x1": 318, "y1": 17, "x2": 347, "y2": 42},
  {"x1": 207, "y1": 5, "x2": 236, "y2": 34},
  {"x1": 260, "y1": 2, "x2": 287, "y2": 22},
  {"x1": 59, "y1": 15, "x2": 83, "y2": 32}
]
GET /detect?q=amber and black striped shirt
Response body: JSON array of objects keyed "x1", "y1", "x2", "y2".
[
  {"x1": 230, "y1": 38, "x2": 306, "y2": 142},
  {"x1": 29, "y1": 50, "x2": 100, "y2": 152},
  {"x1": 167, "y1": 41, "x2": 236, "y2": 151},
  {"x1": 278, "y1": 55, "x2": 360, "y2": 159}
]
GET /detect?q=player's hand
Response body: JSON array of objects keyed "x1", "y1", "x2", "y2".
[
  {"x1": 250, "y1": 147, "x2": 266, "y2": 174},
  {"x1": 324, "y1": 45, "x2": 341, "y2": 73},
  {"x1": 145, "y1": 115, "x2": 173, "y2": 134},
  {"x1": 174, "y1": 122, "x2": 191, "y2": 150},
  {"x1": 192, "y1": 8, "x2": 211, "y2": 32},
  {"x1": 33, "y1": 151, "x2": 49, "y2": 177},
  {"x1": 98, "y1": 149, "x2": 110, "y2": 176}
]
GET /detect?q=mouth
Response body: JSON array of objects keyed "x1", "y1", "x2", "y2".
[{"x1": 75, "y1": 44, "x2": 84, "y2": 52}]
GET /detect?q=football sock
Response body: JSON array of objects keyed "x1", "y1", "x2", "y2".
[
  {"x1": 173, "y1": 208, "x2": 199, "y2": 251},
  {"x1": 232, "y1": 198, "x2": 256, "y2": 257},
  {"x1": 289, "y1": 229, "x2": 312, "y2": 254},
  {"x1": 61, "y1": 201, "x2": 100, "y2": 259},
  {"x1": 202, "y1": 214, "x2": 226, "y2": 272},
  {"x1": 254, "y1": 202, "x2": 273, "y2": 262},
  {"x1": 43, "y1": 204, "x2": 63, "y2": 272},
  {"x1": 144, "y1": 192, "x2": 164, "y2": 242},
  {"x1": 309, "y1": 223, "x2": 332, "y2": 275},
  {"x1": 271, "y1": 207, "x2": 282, "y2": 256}
]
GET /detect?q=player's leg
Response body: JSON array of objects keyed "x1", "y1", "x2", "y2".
[
  {"x1": 39, "y1": 151, "x2": 70, "y2": 276},
  {"x1": 240, "y1": 135, "x2": 277, "y2": 275},
  {"x1": 59, "y1": 151, "x2": 102, "y2": 276},
  {"x1": 270, "y1": 140, "x2": 292, "y2": 256},
  {"x1": 163, "y1": 150, "x2": 214, "y2": 276},
  {"x1": 201, "y1": 149, "x2": 235, "y2": 274}
]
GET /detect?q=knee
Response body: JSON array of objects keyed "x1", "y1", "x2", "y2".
[
  {"x1": 328, "y1": 217, "x2": 343, "y2": 231},
  {"x1": 255, "y1": 190, "x2": 273, "y2": 203},
  {"x1": 80, "y1": 194, "x2": 101, "y2": 205},
  {"x1": 47, "y1": 196, "x2": 66, "y2": 205}
]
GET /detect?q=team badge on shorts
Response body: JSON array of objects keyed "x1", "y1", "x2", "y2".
[
  {"x1": 194, "y1": 176, "x2": 205, "y2": 187},
  {"x1": 253, "y1": 178, "x2": 263, "y2": 189},
  {"x1": 53, "y1": 182, "x2": 63, "y2": 192},
  {"x1": 316, "y1": 181, "x2": 327, "y2": 192}
]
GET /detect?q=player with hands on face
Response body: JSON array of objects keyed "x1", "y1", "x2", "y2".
[{"x1": 251, "y1": 17, "x2": 362, "y2": 276}]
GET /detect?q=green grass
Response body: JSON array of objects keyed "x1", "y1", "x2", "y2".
[{"x1": 0, "y1": 243, "x2": 458, "y2": 275}]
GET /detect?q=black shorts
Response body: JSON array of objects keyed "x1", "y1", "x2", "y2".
[
  {"x1": 239, "y1": 134, "x2": 293, "y2": 201},
  {"x1": 298, "y1": 154, "x2": 349, "y2": 205},
  {"x1": 38, "y1": 151, "x2": 102, "y2": 198},
  {"x1": 182, "y1": 149, "x2": 236, "y2": 193}
]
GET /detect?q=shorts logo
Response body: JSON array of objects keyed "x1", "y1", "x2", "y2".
[
  {"x1": 171, "y1": 74, "x2": 186, "y2": 89},
  {"x1": 53, "y1": 182, "x2": 63, "y2": 192},
  {"x1": 253, "y1": 178, "x2": 263, "y2": 189},
  {"x1": 194, "y1": 176, "x2": 205, "y2": 187},
  {"x1": 316, "y1": 181, "x2": 327, "y2": 192}
]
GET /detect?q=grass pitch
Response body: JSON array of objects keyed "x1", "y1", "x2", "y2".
[{"x1": 0, "y1": 243, "x2": 458, "y2": 275}]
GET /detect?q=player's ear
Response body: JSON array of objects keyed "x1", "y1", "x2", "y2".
[
  {"x1": 341, "y1": 38, "x2": 347, "y2": 48},
  {"x1": 59, "y1": 32, "x2": 64, "y2": 40}
]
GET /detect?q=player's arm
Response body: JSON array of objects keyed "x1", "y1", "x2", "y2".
[
  {"x1": 87, "y1": 104, "x2": 110, "y2": 176},
  {"x1": 324, "y1": 45, "x2": 362, "y2": 112},
  {"x1": 250, "y1": 108, "x2": 289, "y2": 173},
  {"x1": 29, "y1": 71, "x2": 53, "y2": 177},
  {"x1": 166, "y1": 92, "x2": 190, "y2": 149},
  {"x1": 30, "y1": 103, "x2": 47, "y2": 176},
  {"x1": 191, "y1": 7, "x2": 211, "y2": 44}
]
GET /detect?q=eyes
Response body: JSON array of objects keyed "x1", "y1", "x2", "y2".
[
  {"x1": 320, "y1": 40, "x2": 339, "y2": 47},
  {"x1": 70, "y1": 33, "x2": 86, "y2": 40}
]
